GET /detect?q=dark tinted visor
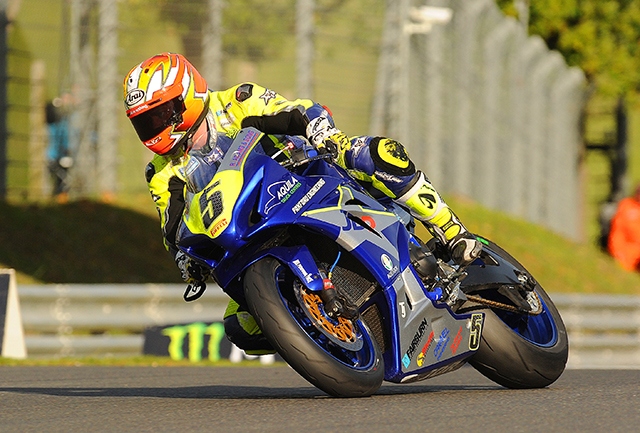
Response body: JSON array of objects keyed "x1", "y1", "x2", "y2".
[{"x1": 130, "y1": 96, "x2": 185, "y2": 142}]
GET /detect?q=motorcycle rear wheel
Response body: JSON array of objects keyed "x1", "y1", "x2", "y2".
[
  {"x1": 243, "y1": 257, "x2": 384, "y2": 397},
  {"x1": 466, "y1": 240, "x2": 568, "y2": 389}
]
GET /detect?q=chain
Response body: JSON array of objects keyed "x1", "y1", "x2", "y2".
[{"x1": 465, "y1": 291, "x2": 542, "y2": 316}]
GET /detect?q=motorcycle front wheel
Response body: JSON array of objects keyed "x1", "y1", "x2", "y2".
[{"x1": 243, "y1": 257, "x2": 384, "y2": 398}]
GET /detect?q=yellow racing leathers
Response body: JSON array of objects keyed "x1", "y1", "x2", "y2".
[
  {"x1": 145, "y1": 83, "x2": 318, "y2": 258},
  {"x1": 146, "y1": 83, "x2": 322, "y2": 355}
]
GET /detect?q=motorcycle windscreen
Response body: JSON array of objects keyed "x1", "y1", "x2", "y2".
[{"x1": 183, "y1": 128, "x2": 263, "y2": 239}]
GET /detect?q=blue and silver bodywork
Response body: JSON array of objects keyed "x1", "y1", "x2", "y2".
[{"x1": 177, "y1": 128, "x2": 484, "y2": 383}]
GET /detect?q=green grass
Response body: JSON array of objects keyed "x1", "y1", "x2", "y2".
[
  {"x1": 0, "y1": 198, "x2": 182, "y2": 284},
  {"x1": 0, "y1": 355, "x2": 282, "y2": 367},
  {"x1": 1, "y1": 193, "x2": 639, "y2": 294},
  {"x1": 445, "y1": 195, "x2": 640, "y2": 295}
]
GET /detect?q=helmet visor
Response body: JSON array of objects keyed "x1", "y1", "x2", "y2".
[{"x1": 130, "y1": 96, "x2": 185, "y2": 142}]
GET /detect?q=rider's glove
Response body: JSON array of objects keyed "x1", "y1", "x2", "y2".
[
  {"x1": 285, "y1": 135, "x2": 317, "y2": 159},
  {"x1": 305, "y1": 116, "x2": 350, "y2": 165},
  {"x1": 175, "y1": 250, "x2": 211, "y2": 284}
]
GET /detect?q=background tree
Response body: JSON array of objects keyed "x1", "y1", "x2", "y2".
[
  {"x1": 153, "y1": 0, "x2": 296, "y2": 70},
  {"x1": 152, "y1": 0, "x2": 352, "y2": 68},
  {"x1": 497, "y1": 0, "x2": 640, "y2": 102}
]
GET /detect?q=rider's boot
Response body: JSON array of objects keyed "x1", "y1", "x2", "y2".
[
  {"x1": 394, "y1": 171, "x2": 482, "y2": 266},
  {"x1": 223, "y1": 299, "x2": 277, "y2": 356}
]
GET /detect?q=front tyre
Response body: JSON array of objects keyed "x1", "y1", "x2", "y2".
[{"x1": 243, "y1": 257, "x2": 384, "y2": 397}]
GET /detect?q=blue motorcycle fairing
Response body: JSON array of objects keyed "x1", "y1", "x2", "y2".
[
  {"x1": 380, "y1": 266, "x2": 482, "y2": 382},
  {"x1": 294, "y1": 183, "x2": 413, "y2": 286},
  {"x1": 257, "y1": 245, "x2": 326, "y2": 293},
  {"x1": 177, "y1": 127, "x2": 485, "y2": 384},
  {"x1": 182, "y1": 148, "x2": 419, "y2": 291}
]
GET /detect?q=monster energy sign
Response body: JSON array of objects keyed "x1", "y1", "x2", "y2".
[{"x1": 143, "y1": 321, "x2": 282, "y2": 363}]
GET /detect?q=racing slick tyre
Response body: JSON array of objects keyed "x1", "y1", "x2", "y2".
[{"x1": 243, "y1": 257, "x2": 384, "y2": 398}]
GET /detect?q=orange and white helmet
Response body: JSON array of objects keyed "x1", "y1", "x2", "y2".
[{"x1": 124, "y1": 53, "x2": 211, "y2": 155}]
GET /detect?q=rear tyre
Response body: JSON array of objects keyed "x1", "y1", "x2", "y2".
[
  {"x1": 467, "y1": 240, "x2": 568, "y2": 388},
  {"x1": 243, "y1": 257, "x2": 384, "y2": 397}
]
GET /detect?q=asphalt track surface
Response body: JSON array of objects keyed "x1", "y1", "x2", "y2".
[{"x1": 0, "y1": 364, "x2": 638, "y2": 433}]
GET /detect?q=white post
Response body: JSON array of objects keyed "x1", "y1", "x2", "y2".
[{"x1": 97, "y1": 0, "x2": 119, "y2": 200}]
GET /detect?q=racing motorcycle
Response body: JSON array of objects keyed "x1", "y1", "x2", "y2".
[{"x1": 176, "y1": 128, "x2": 568, "y2": 397}]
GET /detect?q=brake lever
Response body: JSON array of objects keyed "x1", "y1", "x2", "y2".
[{"x1": 183, "y1": 281, "x2": 207, "y2": 302}]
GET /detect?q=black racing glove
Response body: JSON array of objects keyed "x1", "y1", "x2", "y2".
[{"x1": 175, "y1": 250, "x2": 211, "y2": 284}]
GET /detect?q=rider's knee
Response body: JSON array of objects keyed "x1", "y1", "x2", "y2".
[{"x1": 369, "y1": 137, "x2": 416, "y2": 177}]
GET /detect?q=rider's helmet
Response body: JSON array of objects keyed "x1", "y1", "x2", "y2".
[{"x1": 123, "y1": 52, "x2": 211, "y2": 156}]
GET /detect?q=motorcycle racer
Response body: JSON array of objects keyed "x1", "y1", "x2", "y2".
[{"x1": 123, "y1": 52, "x2": 481, "y2": 354}]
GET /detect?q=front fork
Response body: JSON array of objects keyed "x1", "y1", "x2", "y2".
[{"x1": 264, "y1": 245, "x2": 360, "y2": 321}]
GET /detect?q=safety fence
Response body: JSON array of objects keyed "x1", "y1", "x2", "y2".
[
  {"x1": 550, "y1": 293, "x2": 640, "y2": 369},
  {"x1": 15, "y1": 285, "x2": 640, "y2": 369},
  {"x1": 373, "y1": 0, "x2": 586, "y2": 241}
]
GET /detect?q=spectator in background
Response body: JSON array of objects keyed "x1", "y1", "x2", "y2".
[
  {"x1": 45, "y1": 95, "x2": 73, "y2": 203},
  {"x1": 608, "y1": 183, "x2": 640, "y2": 271}
]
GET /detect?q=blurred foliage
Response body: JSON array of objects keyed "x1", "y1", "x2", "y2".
[
  {"x1": 153, "y1": 0, "x2": 295, "y2": 66},
  {"x1": 150, "y1": 0, "x2": 352, "y2": 68},
  {"x1": 497, "y1": 0, "x2": 640, "y2": 102},
  {"x1": 0, "y1": 200, "x2": 182, "y2": 284}
]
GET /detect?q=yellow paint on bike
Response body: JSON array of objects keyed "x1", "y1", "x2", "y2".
[
  {"x1": 184, "y1": 129, "x2": 263, "y2": 239},
  {"x1": 185, "y1": 170, "x2": 244, "y2": 238},
  {"x1": 302, "y1": 185, "x2": 396, "y2": 219}
]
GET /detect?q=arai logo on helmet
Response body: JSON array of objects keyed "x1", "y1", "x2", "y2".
[{"x1": 125, "y1": 89, "x2": 145, "y2": 107}]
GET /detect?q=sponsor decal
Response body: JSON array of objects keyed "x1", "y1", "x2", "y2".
[
  {"x1": 144, "y1": 136, "x2": 162, "y2": 147},
  {"x1": 450, "y1": 326, "x2": 463, "y2": 355},
  {"x1": 292, "y1": 259, "x2": 314, "y2": 283},
  {"x1": 416, "y1": 331, "x2": 435, "y2": 367},
  {"x1": 433, "y1": 328, "x2": 451, "y2": 361},
  {"x1": 128, "y1": 103, "x2": 149, "y2": 116},
  {"x1": 214, "y1": 104, "x2": 236, "y2": 128},
  {"x1": 381, "y1": 254, "x2": 398, "y2": 279},
  {"x1": 259, "y1": 89, "x2": 277, "y2": 105},
  {"x1": 381, "y1": 254, "x2": 393, "y2": 271},
  {"x1": 469, "y1": 313, "x2": 483, "y2": 350},
  {"x1": 292, "y1": 178, "x2": 325, "y2": 214},
  {"x1": 387, "y1": 265, "x2": 399, "y2": 279},
  {"x1": 203, "y1": 146, "x2": 224, "y2": 166},
  {"x1": 209, "y1": 218, "x2": 228, "y2": 237},
  {"x1": 399, "y1": 301, "x2": 406, "y2": 319},
  {"x1": 342, "y1": 215, "x2": 377, "y2": 231},
  {"x1": 144, "y1": 321, "x2": 283, "y2": 363},
  {"x1": 373, "y1": 170, "x2": 404, "y2": 184},
  {"x1": 229, "y1": 129, "x2": 259, "y2": 167},
  {"x1": 265, "y1": 177, "x2": 301, "y2": 214},
  {"x1": 402, "y1": 318, "x2": 429, "y2": 368},
  {"x1": 185, "y1": 157, "x2": 201, "y2": 178},
  {"x1": 125, "y1": 89, "x2": 145, "y2": 107}
]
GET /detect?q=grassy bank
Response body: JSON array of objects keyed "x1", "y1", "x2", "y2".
[
  {"x1": 0, "y1": 199, "x2": 181, "y2": 284},
  {"x1": 1, "y1": 195, "x2": 639, "y2": 294}
]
